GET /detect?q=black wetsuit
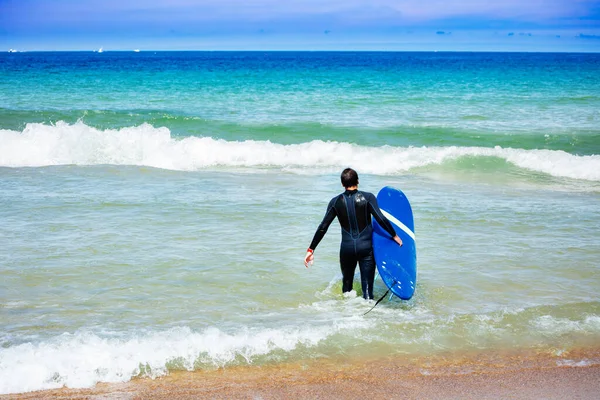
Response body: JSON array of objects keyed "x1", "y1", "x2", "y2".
[{"x1": 309, "y1": 189, "x2": 397, "y2": 299}]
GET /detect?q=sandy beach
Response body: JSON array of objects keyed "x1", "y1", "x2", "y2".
[{"x1": 7, "y1": 348, "x2": 599, "y2": 399}]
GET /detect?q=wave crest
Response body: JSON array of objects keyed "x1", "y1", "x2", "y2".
[
  {"x1": 0, "y1": 325, "x2": 335, "y2": 394},
  {"x1": 1, "y1": 122, "x2": 599, "y2": 181}
]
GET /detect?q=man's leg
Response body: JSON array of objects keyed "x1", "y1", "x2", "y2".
[
  {"x1": 339, "y1": 248, "x2": 357, "y2": 294},
  {"x1": 358, "y1": 251, "x2": 376, "y2": 300}
]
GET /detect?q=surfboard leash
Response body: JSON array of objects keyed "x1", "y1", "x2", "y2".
[{"x1": 363, "y1": 287, "x2": 391, "y2": 315}]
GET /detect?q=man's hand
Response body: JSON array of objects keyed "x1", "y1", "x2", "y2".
[
  {"x1": 304, "y1": 251, "x2": 314, "y2": 268},
  {"x1": 393, "y1": 235, "x2": 403, "y2": 247}
]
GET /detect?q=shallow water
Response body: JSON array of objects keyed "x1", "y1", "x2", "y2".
[{"x1": 1, "y1": 51, "x2": 599, "y2": 394}]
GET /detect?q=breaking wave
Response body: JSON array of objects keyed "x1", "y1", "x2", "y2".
[{"x1": 1, "y1": 122, "x2": 599, "y2": 181}]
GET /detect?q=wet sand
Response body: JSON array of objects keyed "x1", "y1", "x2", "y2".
[{"x1": 6, "y1": 349, "x2": 600, "y2": 399}]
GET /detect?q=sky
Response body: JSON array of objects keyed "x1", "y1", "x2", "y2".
[{"x1": 1, "y1": 0, "x2": 599, "y2": 51}]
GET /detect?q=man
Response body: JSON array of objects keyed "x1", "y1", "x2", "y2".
[{"x1": 304, "y1": 168, "x2": 402, "y2": 300}]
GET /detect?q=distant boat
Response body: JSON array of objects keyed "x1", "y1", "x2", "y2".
[
  {"x1": 8, "y1": 49, "x2": 17, "y2": 53},
  {"x1": 98, "y1": 47, "x2": 104, "y2": 53},
  {"x1": 133, "y1": 49, "x2": 140, "y2": 53}
]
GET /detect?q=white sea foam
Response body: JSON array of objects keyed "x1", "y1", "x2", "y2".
[
  {"x1": 531, "y1": 315, "x2": 600, "y2": 337},
  {"x1": 556, "y1": 359, "x2": 599, "y2": 367},
  {"x1": 0, "y1": 324, "x2": 341, "y2": 395},
  {"x1": 1, "y1": 122, "x2": 599, "y2": 181},
  {"x1": 2, "y1": 308, "x2": 599, "y2": 394}
]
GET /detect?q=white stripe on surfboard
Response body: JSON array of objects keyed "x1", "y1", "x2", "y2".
[{"x1": 381, "y1": 209, "x2": 415, "y2": 241}]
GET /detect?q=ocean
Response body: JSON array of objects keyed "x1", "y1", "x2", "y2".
[{"x1": 0, "y1": 51, "x2": 599, "y2": 395}]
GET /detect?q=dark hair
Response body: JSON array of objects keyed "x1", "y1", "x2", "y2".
[{"x1": 341, "y1": 168, "x2": 359, "y2": 188}]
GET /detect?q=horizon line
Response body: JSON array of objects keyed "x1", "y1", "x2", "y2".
[{"x1": 4, "y1": 49, "x2": 600, "y2": 54}]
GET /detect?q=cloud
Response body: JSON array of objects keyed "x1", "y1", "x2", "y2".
[
  {"x1": 104, "y1": 0, "x2": 599, "y2": 23},
  {"x1": 4, "y1": 0, "x2": 600, "y2": 28},
  {"x1": 2, "y1": 0, "x2": 599, "y2": 49},
  {"x1": 577, "y1": 33, "x2": 600, "y2": 39}
]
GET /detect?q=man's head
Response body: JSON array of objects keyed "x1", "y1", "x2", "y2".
[{"x1": 341, "y1": 168, "x2": 359, "y2": 188}]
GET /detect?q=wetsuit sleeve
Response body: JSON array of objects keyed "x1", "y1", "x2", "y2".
[
  {"x1": 367, "y1": 193, "x2": 397, "y2": 238},
  {"x1": 308, "y1": 197, "x2": 337, "y2": 251}
]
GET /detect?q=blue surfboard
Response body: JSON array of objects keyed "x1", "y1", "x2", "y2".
[{"x1": 372, "y1": 186, "x2": 417, "y2": 300}]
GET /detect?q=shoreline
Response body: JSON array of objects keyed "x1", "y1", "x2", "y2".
[{"x1": 7, "y1": 348, "x2": 600, "y2": 399}]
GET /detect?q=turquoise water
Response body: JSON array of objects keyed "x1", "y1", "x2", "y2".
[{"x1": 1, "y1": 52, "x2": 599, "y2": 394}]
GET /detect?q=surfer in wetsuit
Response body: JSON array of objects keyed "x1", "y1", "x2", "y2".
[{"x1": 304, "y1": 168, "x2": 402, "y2": 300}]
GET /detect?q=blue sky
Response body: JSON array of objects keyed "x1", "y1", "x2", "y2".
[{"x1": 1, "y1": 0, "x2": 599, "y2": 51}]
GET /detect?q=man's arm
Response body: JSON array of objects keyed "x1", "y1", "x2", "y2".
[
  {"x1": 367, "y1": 193, "x2": 403, "y2": 246},
  {"x1": 305, "y1": 197, "x2": 337, "y2": 267}
]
